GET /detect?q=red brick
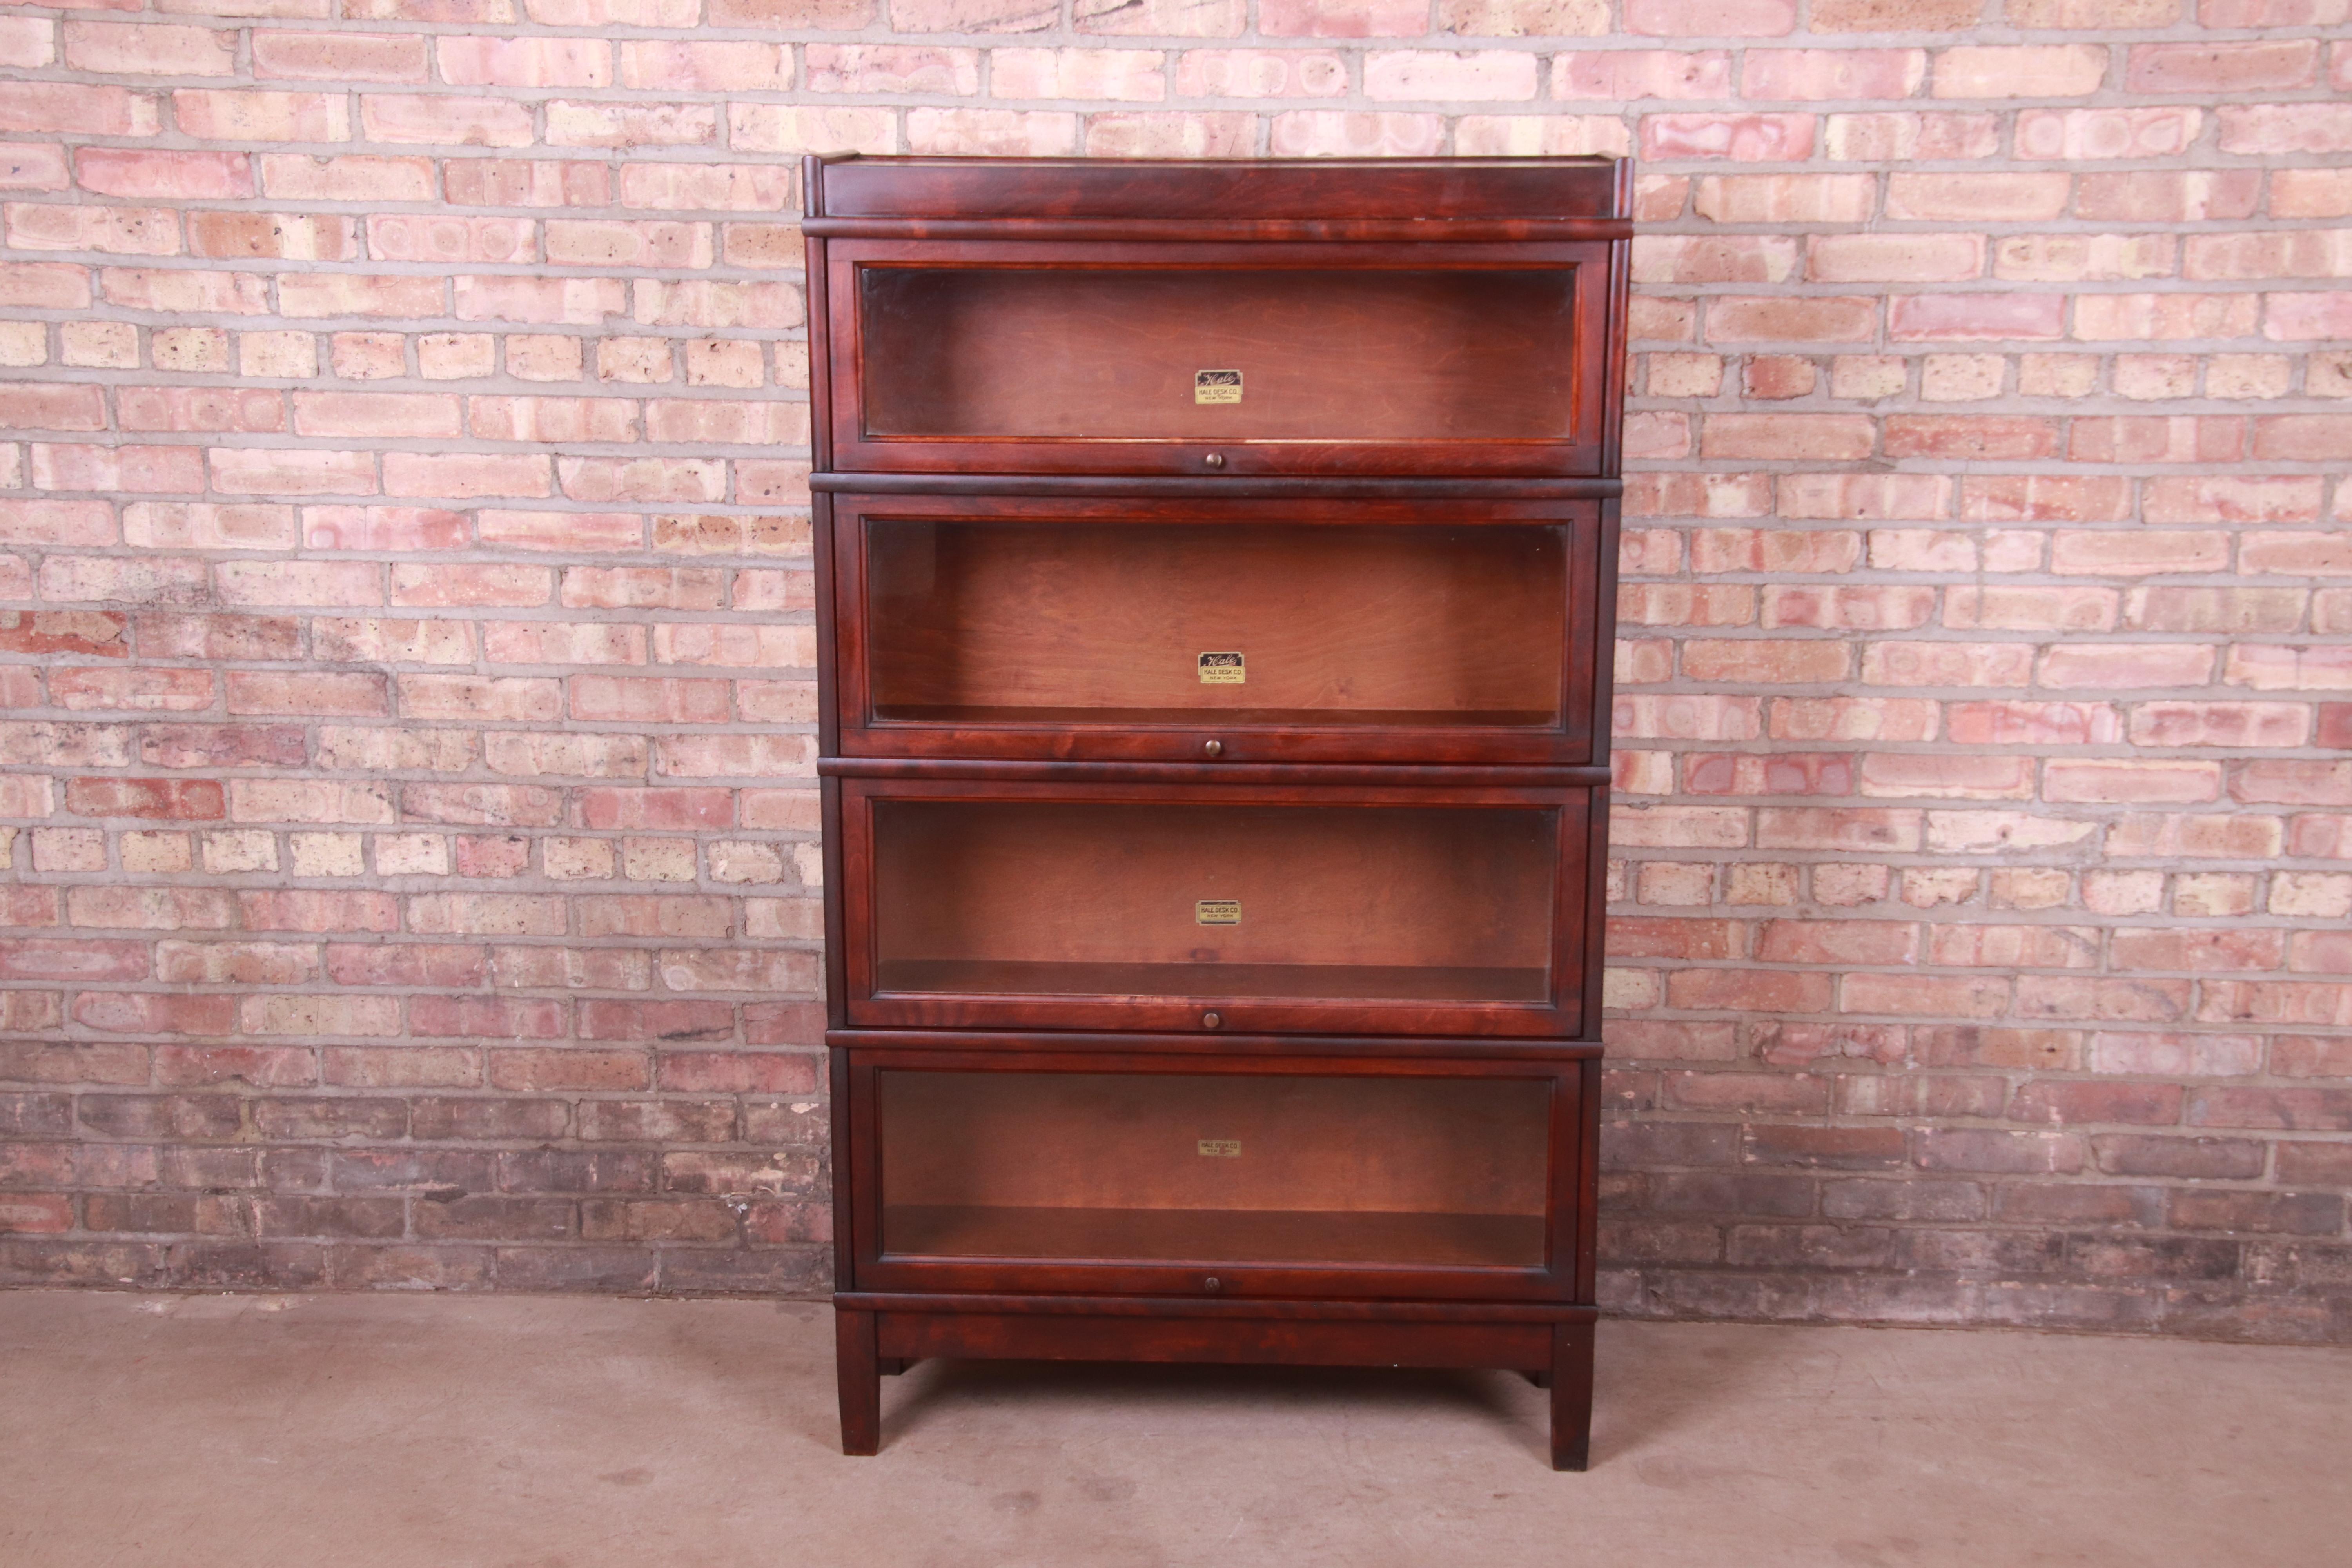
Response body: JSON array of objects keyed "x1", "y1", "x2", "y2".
[
  {"x1": 62, "y1": 22, "x2": 236, "y2": 78},
  {"x1": 1665, "y1": 968, "x2": 1834, "y2": 1013},
  {"x1": 1884, "y1": 416, "x2": 2058, "y2": 461},
  {"x1": 0, "y1": 385, "x2": 106, "y2": 434},
  {"x1": 2037, "y1": 644, "x2": 2215, "y2": 690},
  {"x1": 2168, "y1": 1189, "x2": 2343, "y2": 1236},
  {"x1": 1824, "y1": 0, "x2": 1990, "y2": 20},
  {"x1": 63, "y1": 778, "x2": 223, "y2": 820},
  {"x1": 1641, "y1": 113, "x2": 1815, "y2": 162},
  {"x1": 1842, "y1": 974, "x2": 2010, "y2": 1019},
  {"x1": 1887, "y1": 172, "x2": 2069, "y2": 222},
  {"x1": 2070, "y1": 417, "x2": 2246, "y2": 465},
  {"x1": 2219, "y1": 103, "x2": 2352, "y2": 156},
  {"x1": 2136, "y1": 704, "x2": 2309, "y2": 750},
  {"x1": 2017, "y1": 107, "x2": 2201, "y2": 163},
  {"x1": 1807, "y1": 234, "x2": 1980, "y2": 285},
  {"x1": 1756, "y1": 920, "x2": 1917, "y2": 965},
  {"x1": 1700, "y1": 415, "x2": 1877, "y2": 462},
  {"x1": 2045, "y1": 760, "x2": 2221, "y2": 805},
  {"x1": 1624, "y1": 0, "x2": 1796, "y2": 32},
  {"x1": 1553, "y1": 50, "x2": 1728, "y2": 99},
  {"x1": 1680, "y1": 639, "x2": 1852, "y2": 684},
  {"x1": 1705, "y1": 296, "x2": 1877, "y2": 343},
  {"x1": 1915, "y1": 1129, "x2": 2085, "y2": 1175},
  {"x1": 1889, "y1": 294, "x2": 2065, "y2": 342},
  {"x1": 2011, "y1": 1082, "x2": 2185, "y2": 1128},
  {"x1": 1742, "y1": 47, "x2": 1922, "y2": 99},
  {"x1": 0, "y1": 83, "x2": 155, "y2": 139}
]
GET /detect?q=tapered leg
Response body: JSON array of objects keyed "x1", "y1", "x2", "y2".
[
  {"x1": 836, "y1": 1307, "x2": 880, "y2": 1456},
  {"x1": 1549, "y1": 1319, "x2": 1595, "y2": 1472}
]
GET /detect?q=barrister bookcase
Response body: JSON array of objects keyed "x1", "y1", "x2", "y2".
[{"x1": 806, "y1": 156, "x2": 1629, "y2": 1470}]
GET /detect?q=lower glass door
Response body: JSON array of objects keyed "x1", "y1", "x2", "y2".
[
  {"x1": 875, "y1": 1067, "x2": 1553, "y2": 1273},
  {"x1": 837, "y1": 779, "x2": 1593, "y2": 1036}
]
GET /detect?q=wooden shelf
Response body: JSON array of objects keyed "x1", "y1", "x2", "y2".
[
  {"x1": 875, "y1": 959, "x2": 1551, "y2": 1004},
  {"x1": 870, "y1": 706, "x2": 1561, "y2": 730},
  {"x1": 884, "y1": 1205, "x2": 1547, "y2": 1269}
]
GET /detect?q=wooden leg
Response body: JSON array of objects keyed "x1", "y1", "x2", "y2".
[
  {"x1": 835, "y1": 1307, "x2": 880, "y2": 1457},
  {"x1": 1549, "y1": 1319, "x2": 1595, "y2": 1472}
]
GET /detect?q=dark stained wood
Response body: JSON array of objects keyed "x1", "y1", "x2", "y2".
[
  {"x1": 813, "y1": 156, "x2": 1625, "y2": 1470},
  {"x1": 1591, "y1": 497, "x2": 1622, "y2": 767},
  {"x1": 810, "y1": 474, "x2": 1621, "y2": 499},
  {"x1": 808, "y1": 154, "x2": 1628, "y2": 225},
  {"x1": 828, "y1": 1027, "x2": 1604, "y2": 1063},
  {"x1": 819, "y1": 782, "x2": 848, "y2": 1032},
  {"x1": 835, "y1": 1306, "x2": 878, "y2": 1456},
  {"x1": 811, "y1": 489, "x2": 841, "y2": 760},
  {"x1": 1575, "y1": 1057, "x2": 1603, "y2": 1305},
  {"x1": 806, "y1": 219, "x2": 1634, "y2": 245},
  {"x1": 876, "y1": 1310, "x2": 1555, "y2": 1374},
  {"x1": 805, "y1": 220, "x2": 835, "y2": 473},
  {"x1": 1552, "y1": 1319, "x2": 1597, "y2": 1471},
  {"x1": 827, "y1": 1044, "x2": 854, "y2": 1274},
  {"x1": 839, "y1": 1291, "x2": 1600, "y2": 1324},
  {"x1": 821, "y1": 759, "x2": 1613, "y2": 787},
  {"x1": 1581, "y1": 786, "x2": 1613, "y2": 1040}
]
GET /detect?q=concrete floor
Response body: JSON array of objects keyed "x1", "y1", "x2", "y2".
[{"x1": 2, "y1": 1292, "x2": 2346, "y2": 1568}]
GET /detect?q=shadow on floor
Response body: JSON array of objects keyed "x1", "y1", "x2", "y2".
[{"x1": 866, "y1": 1317, "x2": 1803, "y2": 1468}]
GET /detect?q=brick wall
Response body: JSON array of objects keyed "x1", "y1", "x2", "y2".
[{"x1": 0, "y1": 0, "x2": 2345, "y2": 1339}]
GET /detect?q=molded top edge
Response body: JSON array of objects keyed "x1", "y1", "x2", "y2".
[{"x1": 808, "y1": 156, "x2": 1630, "y2": 223}]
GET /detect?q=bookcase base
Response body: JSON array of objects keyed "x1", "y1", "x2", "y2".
[{"x1": 833, "y1": 1294, "x2": 1596, "y2": 1471}]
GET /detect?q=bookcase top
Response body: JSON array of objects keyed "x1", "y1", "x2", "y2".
[{"x1": 806, "y1": 156, "x2": 1630, "y2": 226}]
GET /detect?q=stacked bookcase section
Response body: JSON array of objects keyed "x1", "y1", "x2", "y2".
[{"x1": 806, "y1": 156, "x2": 1630, "y2": 1470}]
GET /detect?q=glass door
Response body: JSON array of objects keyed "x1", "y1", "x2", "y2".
[
  {"x1": 826, "y1": 240, "x2": 1612, "y2": 475},
  {"x1": 848, "y1": 1052, "x2": 1585, "y2": 1301},
  {"x1": 829, "y1": 494, "x2": 1604, "y2": 764},
  {"x1": 839, "y1": 780, "x2": 1593, "y2": 1037}
]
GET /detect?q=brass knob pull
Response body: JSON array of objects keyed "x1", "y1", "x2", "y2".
[
  {"x1": 1201, "y1": 1011, "x2": 1221, "y2": 1029},
  {"x1": 1203, "y1": 452, "x2": 1225, "y2": 468},
  {"x1": 1203, "y1": 739, "x2": 1222, "y2": 757},
  {"x1": 1203, "y1": 1276, "x2": 1222, "y2": 1293}
]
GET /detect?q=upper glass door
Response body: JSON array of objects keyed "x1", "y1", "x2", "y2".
[
  {"x1": 828, "y1": 494, "x2": 1603, "y2": 765},
  {"x1": 825, "y1": 240, "x2": 1612, "y2": 476}
]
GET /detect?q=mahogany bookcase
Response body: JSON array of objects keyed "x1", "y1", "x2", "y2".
[{"x1": 805, "y1": 155, "x2": 1630, "y2": 1470}]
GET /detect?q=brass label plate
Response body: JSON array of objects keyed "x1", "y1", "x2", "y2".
[
  {"x1": 1196, "y1": 899, "x2": 1241, "y2": 926},
  {"x1": 1194, "y1": 369, "x2": 1242, "y2": 405},
  {"x1": 1198, "y1": 652, "x2": 1245, "y2": 685},
  {"x1": 1198, "y1": 1139, "x2": 1241, "y2": 1158}
]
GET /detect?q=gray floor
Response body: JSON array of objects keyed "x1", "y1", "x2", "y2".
[{"x1": 2, "y1": 1290, "x2": 2346, "y2": 1567}]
